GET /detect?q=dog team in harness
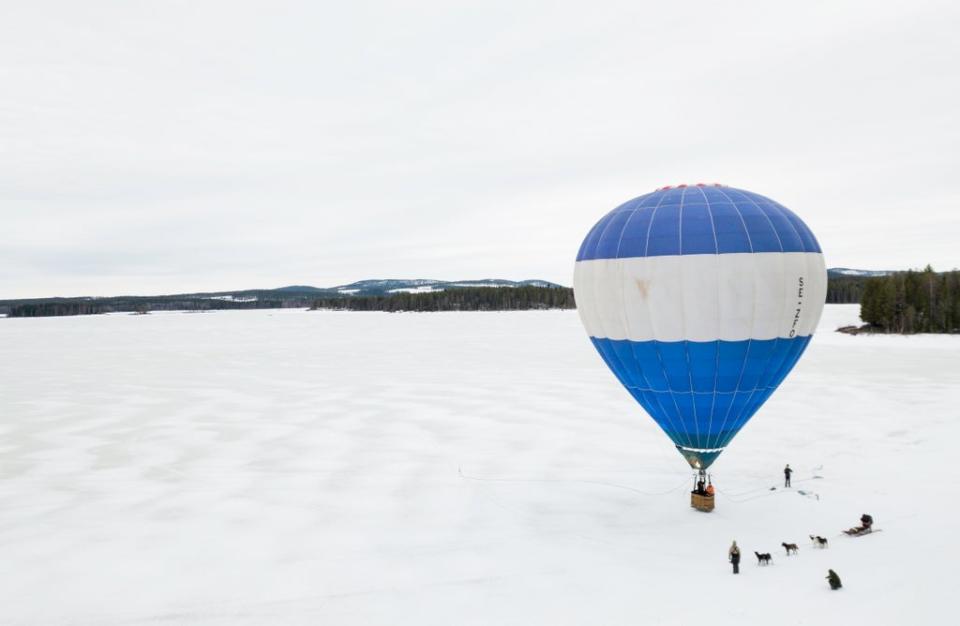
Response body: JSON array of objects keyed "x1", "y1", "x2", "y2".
[{"x1": 722, "y1": 465, "x2": 875, "y2": 589}]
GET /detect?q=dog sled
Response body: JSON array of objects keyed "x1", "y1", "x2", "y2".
[{"x1": 843, "y1": 514, "x2": 877, "y2": 536}]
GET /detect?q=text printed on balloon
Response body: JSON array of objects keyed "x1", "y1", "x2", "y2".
[{"x1": 789, "y1": 276, "x2": 805, "y2": 338}]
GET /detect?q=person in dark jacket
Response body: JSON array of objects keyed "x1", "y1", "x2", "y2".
[
  {"x1": 784, "y1": 464, "x2": 793, "y2": 488},
  {"x1": 846, "y1": 513, "x2": 875, "y2": 535},
  {"x1": 827, "y1": 569, "x2": 842, "y2": 590},
  {"x1": 729, "y1": 541, "x2": 741, "y2": 574}
]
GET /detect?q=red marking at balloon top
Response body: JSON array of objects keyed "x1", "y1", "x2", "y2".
[{"x1": 655, "y1": 183, "x2": 724, "y2": 191}]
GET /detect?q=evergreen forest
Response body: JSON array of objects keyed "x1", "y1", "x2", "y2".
[{"x1": 858, "y1": 267, "x2": 960, "y2": 333}]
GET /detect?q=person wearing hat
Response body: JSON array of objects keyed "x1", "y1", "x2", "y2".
[{"x1": 728, "y1": 541, "x2": 741, "y2": 574}]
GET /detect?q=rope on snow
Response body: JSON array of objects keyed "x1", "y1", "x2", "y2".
[{"x1": 457, "y1": 466, "x2": 692, "y2": 497}]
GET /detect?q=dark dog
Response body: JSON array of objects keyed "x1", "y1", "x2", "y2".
[
  {"x1": 782, "y1": 542, "x2": 799, "y2": 555},
  {"x1": 754, "y1": 551, "x2": 772, "y2": 565},
  {"x1": 810, "y1": 535, "x2": 828, "y2": 548}
]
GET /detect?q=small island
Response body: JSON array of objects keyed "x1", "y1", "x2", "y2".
[{"x1": 839, "y1": 266, "x2": 959, "y2": 334}]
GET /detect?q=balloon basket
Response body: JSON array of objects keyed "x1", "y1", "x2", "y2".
[{"x1": 691, "y1": 492, "x2": 715, "y2": 512}]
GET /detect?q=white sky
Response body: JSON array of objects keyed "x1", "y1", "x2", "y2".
[{"x1": 1, "y1": 0, "x2": 958, "y2": 298}]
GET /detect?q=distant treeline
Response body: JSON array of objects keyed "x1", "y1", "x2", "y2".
[
  {"x1": 859, "y1": 267, "x2": 960, "y2": 333},
  {"x1": 7, "y1": 301, "x2": 108, "y2": 317},
  {"x1": 5, "y1": 296, "x2": 308, "y2": 318},
  {"x1": 4, "y1": 287, "x2": 576, "y2": 317},
  {"x1": 825, "y1": 276, "x2": 868, "y2": 304},
  {"x1": 311, "y1": 286, "x2": 576, "y2": 312}
]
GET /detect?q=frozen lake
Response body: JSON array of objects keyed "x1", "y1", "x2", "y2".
[{"x1": 1, "y1": 305, "x2": 957, "y2": 624}]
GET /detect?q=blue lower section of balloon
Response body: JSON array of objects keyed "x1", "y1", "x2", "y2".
[{"x1": 589, "y1": 335, "x2": 812, "y2": 465}]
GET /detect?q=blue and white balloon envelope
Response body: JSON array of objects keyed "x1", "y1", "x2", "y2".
[{"x1": 574, "y1": 185, "x2": 827, "y2": 470}]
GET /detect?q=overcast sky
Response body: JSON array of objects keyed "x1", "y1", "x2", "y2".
[{"x1": 1, "y1": 1, "x2": 958, "y2": 298}]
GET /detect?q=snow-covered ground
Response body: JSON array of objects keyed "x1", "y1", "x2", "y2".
[{"x1": 0, "y1": 305, "x2": 957, "y2": 625}]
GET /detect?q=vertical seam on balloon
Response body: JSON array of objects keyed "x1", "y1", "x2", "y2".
[
  {"x1": 777, "y1": 203, "x2": 821, "y2": 253},
  {"x1": 642, "y1": 190, "x2": 665, "y2": 257},
  {"x1": 577, "y1": 219, "x2": 606, "y2": 262},
  {"x1": 725, "y1": 257, "x2": 806, "y2": 442},
  {"x1": 728, "y1": 253, "x2": 820, "y2": 439},
  {"x1": 725, "y1": 338, "x2": 780, "y2": 445},
  {"x1": 713, "y1": 186, "x2": 754, "y2": 253},
  {"x1": 606, "y1": 196, "x2": 655, "y2": 408},
  {"x1": 641, "y1": 191, "x2": 692, "y2": 449},
  {"x1": 778, "y1": 336, "x2": 813, "y2": 385},
  {"x1": 735, "y1": 262, "x2": 813, "y2": 430},
  {"x1": 763, "y1": 196, "x2": 806, "y2": 254},
  {"x1": 614, "y1": 196, "x2": 645, "y2": 258},
  {"x1": 722, "y1": 235, "x2": 794, "y2": 444},
  {"x1": 708, "y1": 187, "x2": 757, "y2": 450},
  {"x1": 677, "y1": 186, "x2": 702, "y2": 449},
  {"x1": 615, "y1": 195, "x2": 660, "y2": 400},
  {"x1": 804, "y1": 253, "x2": 827, "y2": 335},
  {"x1": 699, "y1": 186, "x2": 721, "y2": 253},
  {"x1": 724, "y1": 252, "x2": 790, "y2": 444},
  {"x1": 727, "y1": 335, "x2": 803, "y2": 445},
  {"x1": 586, "y1": 199, "x2": 676, "y2": 443},
  {"x1": 646, "y1": 259, "x2": 695, "y2": 442},
  {"x1": 613, "y1": 198, "x2": 644, "y2": 395},
  {"x1": 588, "y1": 204, "x2": 631, "y2": 347},
  {"x1": 576, "y1": 218, "x2": 602, "y2": 262},
  {"x1": 697, "y1": 185, "x2": 722, "y2": 447},
  {"x1": 728, "y1": 188, "x2": 784, "y2": 252},
  {"x1": 678, "y1": 188, "x2": 684, "y2": 256},
  {"x1": 707, "y1": 339, "x2": 747, "y2": 450},
  {"x1": 797, "y1": 247, "x2": 816, "y2": 337},
  {"x1": 591, "y1": 205, "x2": 631, "y2": 313}
]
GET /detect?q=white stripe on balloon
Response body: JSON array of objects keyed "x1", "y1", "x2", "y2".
[{"x1": 573, "y1": 252, "x2": 827, "y2": 343}]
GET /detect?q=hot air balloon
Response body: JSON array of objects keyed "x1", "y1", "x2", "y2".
[{"x1": 574, "y1": 184, "x2": 826, "y2": 479}]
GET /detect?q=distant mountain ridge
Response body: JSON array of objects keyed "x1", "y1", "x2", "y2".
[
  {"x1": 827, "y1": 268, "x2": 893, "y2": 278},
  {"x1": 0, "y1": 278, "x2": 566, "y2": 315},
  {"x1": 331, "y1": 278, "x2": 561, "y2": 296},
  {"x1": 826, "y1": 268, "x2": 898, "y2": 304}
]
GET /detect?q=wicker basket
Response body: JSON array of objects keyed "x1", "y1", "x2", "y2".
[{"x1": 691, "y1": 492, "x2": 715, "y2": 512}]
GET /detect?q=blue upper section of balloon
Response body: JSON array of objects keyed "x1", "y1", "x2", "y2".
[{"x1": 576, "y1": 185, "x2": 822, "y2": 261}]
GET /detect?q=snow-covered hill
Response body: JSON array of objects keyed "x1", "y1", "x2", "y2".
[
  {"x1": 826, "y1": 267, "x2": 893, "y2": 278},
  {"x1": 332, "y1": 278, "x2": 563, "y2": 296}
]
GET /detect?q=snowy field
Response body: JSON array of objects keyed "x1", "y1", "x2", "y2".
[{"x1": 1, "y1": 304, "x2": 957, "y2": 625}]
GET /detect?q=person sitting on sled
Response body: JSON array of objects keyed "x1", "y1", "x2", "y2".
[{"x1": 847, "y1": 513, "x2": 874, "y2": 534}]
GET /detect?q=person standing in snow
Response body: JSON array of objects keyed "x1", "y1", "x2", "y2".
[
  {"x1": 784, "y1": 464, "x2": 793, "y2": 488},
  {"x1": 728, "y1": 541, "x2": 741, "y2": 574},
  {"x1": 826, "y1": 569, "x2": 842, "y2": 590}
]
